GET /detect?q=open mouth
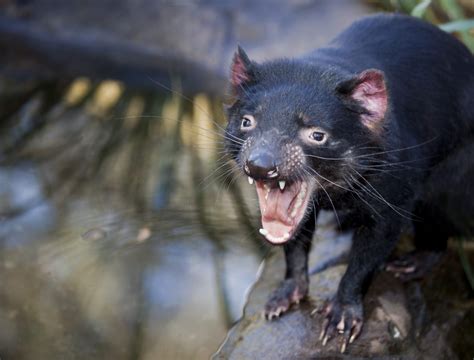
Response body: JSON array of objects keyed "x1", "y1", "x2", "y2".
[{"x1": 252, "y1": 178, "x2": 315, "y2": 245}]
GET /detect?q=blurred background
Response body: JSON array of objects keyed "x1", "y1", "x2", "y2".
[{"x1": 0, "y1": 1, "x2": 473, "y2": 359}]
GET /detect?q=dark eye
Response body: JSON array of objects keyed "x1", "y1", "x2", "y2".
[
  {"x1": 310, "y1": 131, "x2": 326, "y2": 143},
  {"x1": 240, "y1": 115, "x2": 256, "y2": 131},
  {"x1": 300, "y1": 127, "x2": 329, "y2": 145}
]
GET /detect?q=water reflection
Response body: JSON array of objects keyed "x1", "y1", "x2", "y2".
[{"x1": 0, "y1": 77, "x2": 265, "y2": 359}]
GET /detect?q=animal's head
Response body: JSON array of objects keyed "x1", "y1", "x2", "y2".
[{"x1": 225, "y1": 47, "x2": 388, "y2": 244}]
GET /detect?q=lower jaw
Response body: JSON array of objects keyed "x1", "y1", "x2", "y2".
[
  {"x1": 258, "y1": 180, "x2": 314, "y2": 245},
  {"x1": 258, "y1": 227, "x2": 292, "y2": 244}
]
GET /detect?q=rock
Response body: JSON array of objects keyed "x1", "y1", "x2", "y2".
[
  {"x1": 377, "y1": 278, "x2": 411, "y2": 339},
  {"x1": 214, "y1": 222, "x2": 474, "y2": 359}
]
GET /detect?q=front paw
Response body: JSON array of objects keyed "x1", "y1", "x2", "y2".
[
  {"x1": 264, "y1": 278, "x2": 308, "y2": 320},
  {"x1": 316, "y1": 298, "x2": 363, "y2": 353}
]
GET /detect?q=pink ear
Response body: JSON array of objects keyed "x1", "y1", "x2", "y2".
[
  {"x1": 342, "y1": 69, "x2": 388, "y2": 132},
  {"x1": 230, "y1": 46, "x2": 253, "y2": 90}
]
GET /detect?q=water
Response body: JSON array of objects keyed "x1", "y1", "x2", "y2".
[{"x1": 0, "y1": 78, "x2": 266, "y2": 359}]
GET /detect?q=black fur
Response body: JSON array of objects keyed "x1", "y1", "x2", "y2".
[{"x1": 225, "y1": 14, "x2": 474, "y2": 347}]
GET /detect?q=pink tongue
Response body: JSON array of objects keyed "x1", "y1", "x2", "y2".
[{"x1": 255, "y1": 182, "x2": 300, "y2": 238}]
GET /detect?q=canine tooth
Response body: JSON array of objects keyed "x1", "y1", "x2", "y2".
[
  {"x1": 284, "y1": 232, "x2": 290, "y2": 239},
  {"x1": 259, "y1": 228, "x2": 268, "y2": 236},
  {"x1": 248, "y1": 176, "x2": 254, "y2": 185},
  {"x1": 279, "y1": 181, "x2": 286, "y2": 190}
]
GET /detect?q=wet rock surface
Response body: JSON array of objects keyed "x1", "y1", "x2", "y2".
[{"x1": 214, "y1": 220, "x2": 474, "y2": 360}]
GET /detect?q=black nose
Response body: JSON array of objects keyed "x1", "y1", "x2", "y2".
[{"x1": 245, "y1": 151, "x2": 279, "y2": 180}]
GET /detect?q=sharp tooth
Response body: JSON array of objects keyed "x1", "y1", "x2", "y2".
[
  {"x1": 284, "y1": 232, "x2": 290, "y2": 239},
  {"x1": 259, "y1": 228, "x2": 268, "y2": 236},
  {"x1": 248, "y1": 176, "x2": 254, "y2": 185},
  {"x1": 279, "y1": 181, "x2": 286, "y2": 191}
]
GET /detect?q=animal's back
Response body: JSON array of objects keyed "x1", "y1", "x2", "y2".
[
  {"x1": 326, "y1": 14, "x2": 474, "y2": 234},
  {"x1": 313, "y1": 14, "x2": 474, "y2": 156}
]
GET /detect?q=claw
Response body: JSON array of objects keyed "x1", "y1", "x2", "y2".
[
  {"x1": 340, "y1": 340, "x2": 347, "y2": 353},
  {"x1": 267, "y1": 306, "x2": 287, "y2": 320},
  {"x1": 264, "y1": 278, "x2": 307, "y2": 321},
  {"x1": 322, "y1": 334, "x2": 329, "y2": 346},
  {"x1": 336, "y1": 315, "x2": 345, "y2": 333},
  {"x1": 349, "y1": 323, "x2": 361, "y2": 343},
  {"x1": 319, "y1": 318, "x2": 329, "y2": 341},
  {"x1": 317, "y1": 299, "x2": 364, "y2": 352},
  {"x1": 265, "y1": 306, "x2": 280, "y2": 320},
  {"x1": 349, "y1": 333, "x2": 357, "y2": 344},
  {"x1": 321, "y1": 303, "x2": 332, "y2": 316}
]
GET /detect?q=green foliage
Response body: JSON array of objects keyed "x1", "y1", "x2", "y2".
[
  {"x1": 439, "y1": 19, "x2": 474, "y2": 32},
  {"x1": 372, "y1": 0, "x2": 474, "y2": 52},
  {"x1": 437, "y1": 0, "x2": 474, "y2": 51},
  {"x1": 411, "y1": 0, "x2": 432, "y2": 18},
  {"x1": 457, "y1": 238, "x2": 474, "y2": 290}
]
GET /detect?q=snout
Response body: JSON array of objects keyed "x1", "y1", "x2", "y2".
[
  {"x1": 245, "y1": 151, "x2": 280, "y2": 180},
  {"x1": 241, "y1": 144, "x2": 315, "y2": 246}
]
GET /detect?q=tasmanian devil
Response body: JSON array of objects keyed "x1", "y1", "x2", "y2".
[{"x1": 224, "y1": 13, "x2": 474, "y2": 352}]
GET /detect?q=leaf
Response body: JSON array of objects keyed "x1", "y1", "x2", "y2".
[
  {"x1": 411, "y1": 0, "x2": 432, "y2": 18},
  {"x1": 437, "y1": 0, "x2": 474, "y2": 52},
  {"x1": 457, "y1": 237, "x2": 474, "y2": 291},
  {"x1": 439, "y1": 19, "x2": 474, "y2": 33}
]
